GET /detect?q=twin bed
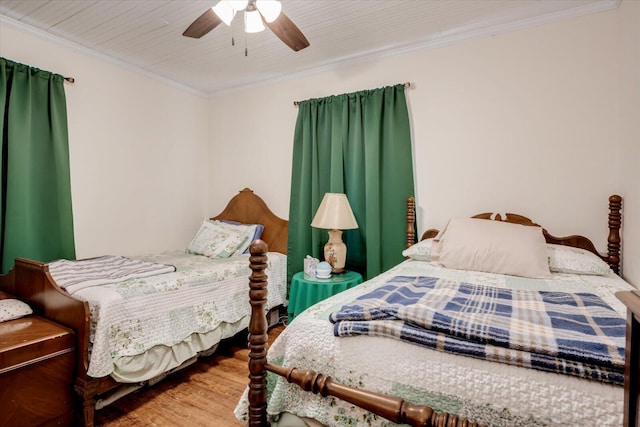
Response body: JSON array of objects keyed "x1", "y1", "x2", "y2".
[
  {"x1": 238, "y1": 194, "x2": 639, "y2": 427},
  {"x1": 0, "y1": 188, "x2": 289, "y2": 427}
]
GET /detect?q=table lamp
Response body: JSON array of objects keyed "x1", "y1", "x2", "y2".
[{"x1": 310, "y1": 193, "x2": 359, "y2": 274}]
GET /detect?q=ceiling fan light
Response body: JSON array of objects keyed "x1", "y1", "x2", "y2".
[
  {"x1": 212, "y1": 1, "x2": 236, "y2": 26},
  {"x1": 227, "y1": 0, "x2": 249, "y2": 12},
  {"x1": 244, "y1": 10, "x2": 265, "y2": 33},
  {"x1": 255, "y1": 0, "x2": 281, "y2": 23}
]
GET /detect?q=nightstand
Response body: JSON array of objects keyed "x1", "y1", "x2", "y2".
[
  {"x1": 288, "y1": 270, "x2": 363, "y2": 322},
  {"x1": 0, "y1": 315, "x2": 75, "y2": 426}
]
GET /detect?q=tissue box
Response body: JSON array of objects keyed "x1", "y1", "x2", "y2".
[{"x1": 304, "y1": 256, "x2": 319, "y2": 280}]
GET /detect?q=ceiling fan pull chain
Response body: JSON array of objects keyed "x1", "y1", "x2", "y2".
[{"x1": 245, "y1": 32, "x2": 248, "y2": 57}]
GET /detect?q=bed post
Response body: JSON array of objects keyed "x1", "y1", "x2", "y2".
[
  {"x1": 407, "y1": 196, "x2": 416, "y2": 248},
  {"x1": 248, "y1": 240, "x2": 269, "y2": 427},
  {"x1": 607, "y1": 195, "x2": 622, "y2": 275}
]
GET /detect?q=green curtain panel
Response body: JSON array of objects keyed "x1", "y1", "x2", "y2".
[
  {"x1": 0, "y1": 57, "x2": 75, "y2": 273},
  {"x1": 288, "y1": 84, "x2": 414, "y2": 285}
]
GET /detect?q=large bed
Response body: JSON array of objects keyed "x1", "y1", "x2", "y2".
[
  {"x1": 0, "y1": 188, "x2": 288, "y2": 427},
  {"x1": 237, "y1": 194, "x2": 639, "y2": 427}
]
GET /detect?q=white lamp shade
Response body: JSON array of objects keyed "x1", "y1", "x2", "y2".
[
  {"x1": 212, "y1": 1, "x2": 236, "y2": 26},
  {"x1": 311, "y1": 193, "x2": 359, "y2": 230},
  {"x1": 244, "y1": 9, "x2": 265, "y2": 33},
  {"x1": 256, "y1": 0, "x2": 282, "y2": 23}
]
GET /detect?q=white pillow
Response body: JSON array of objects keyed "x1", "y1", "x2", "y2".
[
  {"x1": 186, "y1": 220, "x2": 249, "y2": 259},
  {"x1": 402, "y1": 238, "x2": 434, "y2": 261},
  {"x1": 433, "y1": 218, "x2": 551, "y2": 278},
  {"x1": 0, "y1": 299, "x2": 33, "y2": 322},
  {"x1": 547, "y1": 244, "x2": 611, "y2": 276}
]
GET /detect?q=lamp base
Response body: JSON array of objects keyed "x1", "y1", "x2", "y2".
[{"x1": 324, "y1": 229, "x2": 347, "y2": 274}]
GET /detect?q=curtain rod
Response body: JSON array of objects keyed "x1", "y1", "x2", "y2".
[
  {"x1": 2, "y1": 58, "x2": 75, "y2": 83},
  {"x1": 293, "y1": 81, "x2": 411, "y2": 106}
]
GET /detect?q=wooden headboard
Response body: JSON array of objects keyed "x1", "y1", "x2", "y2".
[
  {"x1": 211, "y1": 188, "x2": 289, "y2": 254},
  {"x1": 408, "y1": 194, "x2": 622, "y2": 275}
]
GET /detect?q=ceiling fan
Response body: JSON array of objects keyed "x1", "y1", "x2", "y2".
[{"x1": 183, "y1": 0, "x2": 310, "y2": 52}]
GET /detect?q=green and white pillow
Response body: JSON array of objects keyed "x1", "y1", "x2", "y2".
[
  {"x1": 402, "y1": 238, "x2": 434, "y2": 261},
  {"x1": 0, "y1": 299, "x2": 33, "y2": 322},
  {"x1": 547, "y1": 244, "x2": 611, "y2": 276},
  {"x1": 214, "y1": 221, "x2": 258, "y2": 256},
  {"x1": 186, "y1": 220, "x2": 251, "y2": 259}
]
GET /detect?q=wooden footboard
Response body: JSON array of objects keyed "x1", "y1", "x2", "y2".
[{"x1": 248, "y1": 240, "x2": 483, "y2": 427}]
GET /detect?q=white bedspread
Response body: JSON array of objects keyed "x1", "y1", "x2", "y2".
[
  {"x1": 235, "y1": 259, "x2": 633, "y2": 427},
  {"x1": 66, "y1": 250, "x2": 287, "y2": 379}
]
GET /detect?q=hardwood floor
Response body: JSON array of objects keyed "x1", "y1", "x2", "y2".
[{"x1": 94, "y1": 324, "x2": 285, "y2": 426}]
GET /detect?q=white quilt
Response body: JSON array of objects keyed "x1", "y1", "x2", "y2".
[
  {"x1": 235, "y1": 259, "x2": 633, "y2": 427},
  {"x1": 65, "y1": 250, "x2": 287, "y2": 379}
]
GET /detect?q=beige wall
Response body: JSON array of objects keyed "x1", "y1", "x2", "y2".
[
  {"x1": 1, "y1": 5, "x2": 637, "y2": 287},
  {"x1": 0, "y1": 24, "x2": 210, "y2": 258},
  {"x1": 617, "y1": 0, "x2": 640, "y2": 286},
  {"x1": 210, "y1": 8, "x2": 639, "y2": 286}
]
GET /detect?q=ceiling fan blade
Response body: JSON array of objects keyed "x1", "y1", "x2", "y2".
[
  {"x1": 183, "y1": 8, "x2": 222, "y2": 38},
  {"x1": 264, "y1": 11, "x2": 309, "y2": 51}
]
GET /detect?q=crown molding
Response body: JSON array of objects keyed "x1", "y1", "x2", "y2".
[
  {"x1": 211, "y1": 0, "x2": 621, "y2": 97},
  {"x1": 1, "y1": 0, "x2": 621, "y2": 99},
  {"x1": 0, "y1": 15, "x2": 208, "y2": 98}
]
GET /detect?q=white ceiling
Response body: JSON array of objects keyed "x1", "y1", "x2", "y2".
[{"x1": 0, "y1": 0, "x2": 619, "y2": 97}]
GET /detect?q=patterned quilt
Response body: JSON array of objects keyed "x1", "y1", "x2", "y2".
[
  {"x1": 329, "y1": 276, "x2": 626, "y2": 385},
  {"x1": 61, "y1": 250, "x2": 287, "y2": 379},
  {"x1": 235, "y1": 259, "x2": 634, "y2": 427}
]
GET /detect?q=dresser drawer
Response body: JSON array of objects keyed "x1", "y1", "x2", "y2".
[{"x1": 0, "y1": 315, "x2": 75, "y2": 426}]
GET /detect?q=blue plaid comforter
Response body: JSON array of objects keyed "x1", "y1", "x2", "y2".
[{"x1": 329, "y1": 276, "x2": 626, "y2": 385}]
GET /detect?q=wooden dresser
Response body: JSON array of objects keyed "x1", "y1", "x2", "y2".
[{"x1": 0, "y1": 314, "x2": 75, "y2": 426}]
